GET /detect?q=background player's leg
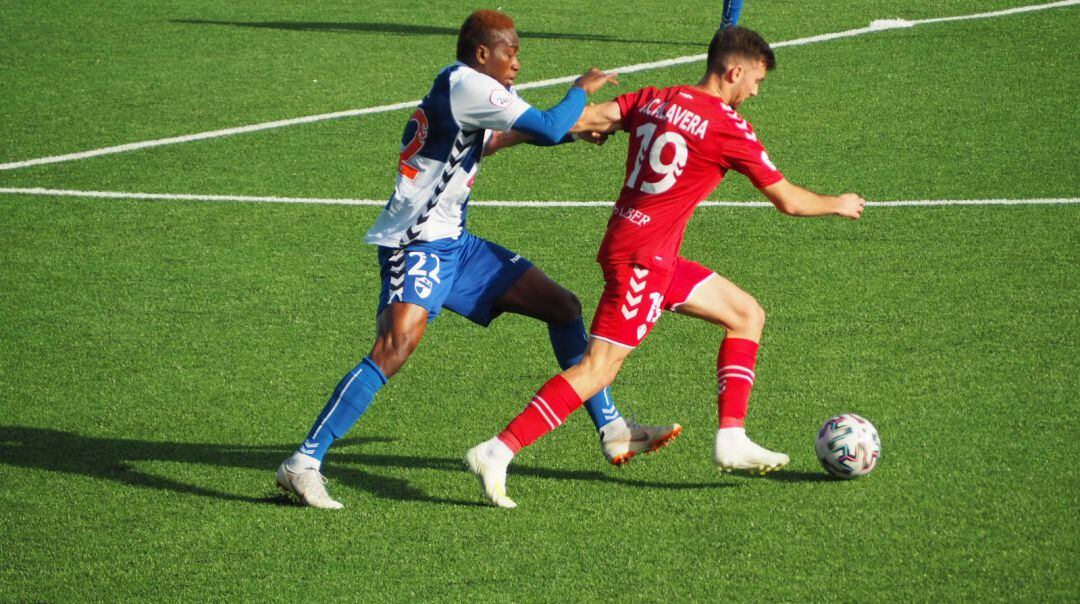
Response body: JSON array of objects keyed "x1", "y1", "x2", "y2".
[
  {"x1": 277, "y1": 302, "x2": 427, "y2": 508},
  {"x1": 672, "y1": 272, "x2": 788, "y2": 474},
  {"x1": 495, "y1": 266, "x2": 681, "y2": 465},
  {"x1": 721, "y1": 0, "x2": 745, "y2": 28}
]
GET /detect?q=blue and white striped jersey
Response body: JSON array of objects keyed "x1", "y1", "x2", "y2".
[{"x1": 364, "y1": 63, "x2": 532, "y2": 247}]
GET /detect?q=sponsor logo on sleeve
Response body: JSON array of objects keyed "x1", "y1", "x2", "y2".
[{"x1": 489, "y1": 89, "x2": 513, "y2": 109}]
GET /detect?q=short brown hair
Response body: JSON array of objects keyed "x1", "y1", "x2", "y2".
[
  {"x1": 706, "y1": 26, "x2": 776, "y2": 73},
  {"x1": 457, "y1": 10, "x2": 516, "y2": 65}
]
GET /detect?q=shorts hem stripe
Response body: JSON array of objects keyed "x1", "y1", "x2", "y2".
[
  {"x1": 669, "y1": 272, "x2": 717, "y2": 312},
  {"x1": 589, "y1": 334, "x2": 637, "y2": 350}
]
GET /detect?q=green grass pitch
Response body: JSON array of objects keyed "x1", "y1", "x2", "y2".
[{"x1": 1, "y1": 1, "x2": 1077, "y2": 601}]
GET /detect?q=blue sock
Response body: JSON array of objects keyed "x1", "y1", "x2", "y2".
[
  {"x1": 548, "y1": 318, "x2": 622, "y2": 430},
  {"x1": 722, "y1": 0, "x2": 745, "y2": 27},
  {"x1": 298, "y1": 357, "x2": 387, "y2": 462}
]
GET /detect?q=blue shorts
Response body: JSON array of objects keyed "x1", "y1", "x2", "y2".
[{"x1": 376, "y1": 233, "x2": 534, "y2": 326}]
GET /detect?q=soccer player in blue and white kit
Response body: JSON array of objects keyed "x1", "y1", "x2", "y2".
[{"x1": 276, "y1": 10, "x2": 682, "y2": 508}]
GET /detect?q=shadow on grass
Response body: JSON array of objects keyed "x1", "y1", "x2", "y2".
[
  {"x1": 169, "y1": 19, "x2": 701, "y2": 47},
  {"x1": 0, "y1": 426, "x2": 728, "y2": 508},
  {"x1": 342, "y1": 452, "x2": 731, "y2": 492},
  {"x1": 761, "y1": 470, "x2": 839, "y2": 483}
]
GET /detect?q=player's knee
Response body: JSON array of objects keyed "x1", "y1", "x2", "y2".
[
  {"x1": 742, "y1": 299, "x2": 766, "y2": 335},
  {"x1": 728, "y1": 297, "x2": 765, "y2": 337},
  {"x1": 370, "y1": 329, "x2": 422, "y2": 376}
]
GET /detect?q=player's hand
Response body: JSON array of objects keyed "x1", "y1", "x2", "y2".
[
  {"x1": 573, "y1": 68, "x2": 619, "y2": 95},
  {"x1": 835, "y1": 193, "x2": 866, "y2": 220},
  {"x1": 578, "y1": 130, "x2": 611, "y2": 146}
]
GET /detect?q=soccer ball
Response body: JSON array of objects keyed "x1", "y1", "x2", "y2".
[{"x1": 815, "y1": 414, "x2": 881, "y2": 478}]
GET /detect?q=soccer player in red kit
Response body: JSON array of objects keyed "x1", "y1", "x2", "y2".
[{"x1": 466, "y1": 26, "x2": 866, "y2": 508}]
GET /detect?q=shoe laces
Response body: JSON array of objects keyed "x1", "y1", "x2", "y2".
[{"x1": 624, "y1": 411, "x2": 657, "y2": 435}]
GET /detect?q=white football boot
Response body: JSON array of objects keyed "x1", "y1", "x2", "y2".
[
  {"x1": 714, "y1": 427, "x2": 789, "y2": 475},
  {"x1": 600, "y1": 417, "x2": 684, "y2": 466},
  {"x1": 276, "y1": 458, "x2": 344, "y2": 509},
  {"x1": 465, "y1": 439, "x2": 516, "y2": 509}
]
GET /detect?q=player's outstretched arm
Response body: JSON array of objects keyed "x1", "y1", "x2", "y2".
[
  {"x1": 509, "y1": 68, "x2": 618, "y2": 146},
  {"x1": 760, "y1": 178, "x2": 865, "y2": 219}
]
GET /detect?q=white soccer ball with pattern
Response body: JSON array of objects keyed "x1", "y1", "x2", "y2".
[{"x1": 815, "y1": 414, "x2": 881, "y2": 478}]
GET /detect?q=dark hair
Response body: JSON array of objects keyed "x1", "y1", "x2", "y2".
[
  {"x1": 457, "y1": 10, "x2": 516, "y2": 64},
  {"x1": 706, "y1": 26, "x2": 776, "y2": 73}
]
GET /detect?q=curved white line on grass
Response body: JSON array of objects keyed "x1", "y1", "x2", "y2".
[
  {"x1": 1, "y1": 187, "x2": 1077, "y2": 208},
  {"x1": 0, "y1": 0, "x2": 1077, "y2": 172}
]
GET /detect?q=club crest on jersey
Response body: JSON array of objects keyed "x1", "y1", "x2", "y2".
[
  {"x1": 489, "y1": 89, "x2": 513, "y2": 108},
  {"x1": 414, "y1": 276, "x2": 434, "y2": 299}
]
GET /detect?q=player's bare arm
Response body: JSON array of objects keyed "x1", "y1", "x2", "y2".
[
  {"x1": 566, "y1": 69, "x2": 621, "y2": 138},
  {"x1": 761, "y1": 178, "x2": 866, "y2": 219},
  {"x1": 483, "y1": 130, "x2": 532, "y2": 156},
  {"x1": 570, "y1": 101, "x2": 624, "y2": 135}
]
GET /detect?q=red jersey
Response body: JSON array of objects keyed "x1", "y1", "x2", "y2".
[{"x1": 596, "y1": 85, "x2": 784, "y2": 269}]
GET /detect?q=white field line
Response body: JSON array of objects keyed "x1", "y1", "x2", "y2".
[
  {"x1": 1, "y1": 187, "x2": 1077, "y2": 208},
  {"x1": 1, "y1": 0, "x2": 1077, "y2": 173}
]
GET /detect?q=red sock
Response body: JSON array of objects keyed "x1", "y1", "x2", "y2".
[
  {"x1": 717, "y1": 338, "x2": 759, "y2": 428},
  {"x1": 498, "y1": 375, "x2": 583, "y2": 453}
]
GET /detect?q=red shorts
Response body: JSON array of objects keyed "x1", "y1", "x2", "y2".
[{"x1": 589, "y1": 257, "x2": 715, "y2": 348}]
